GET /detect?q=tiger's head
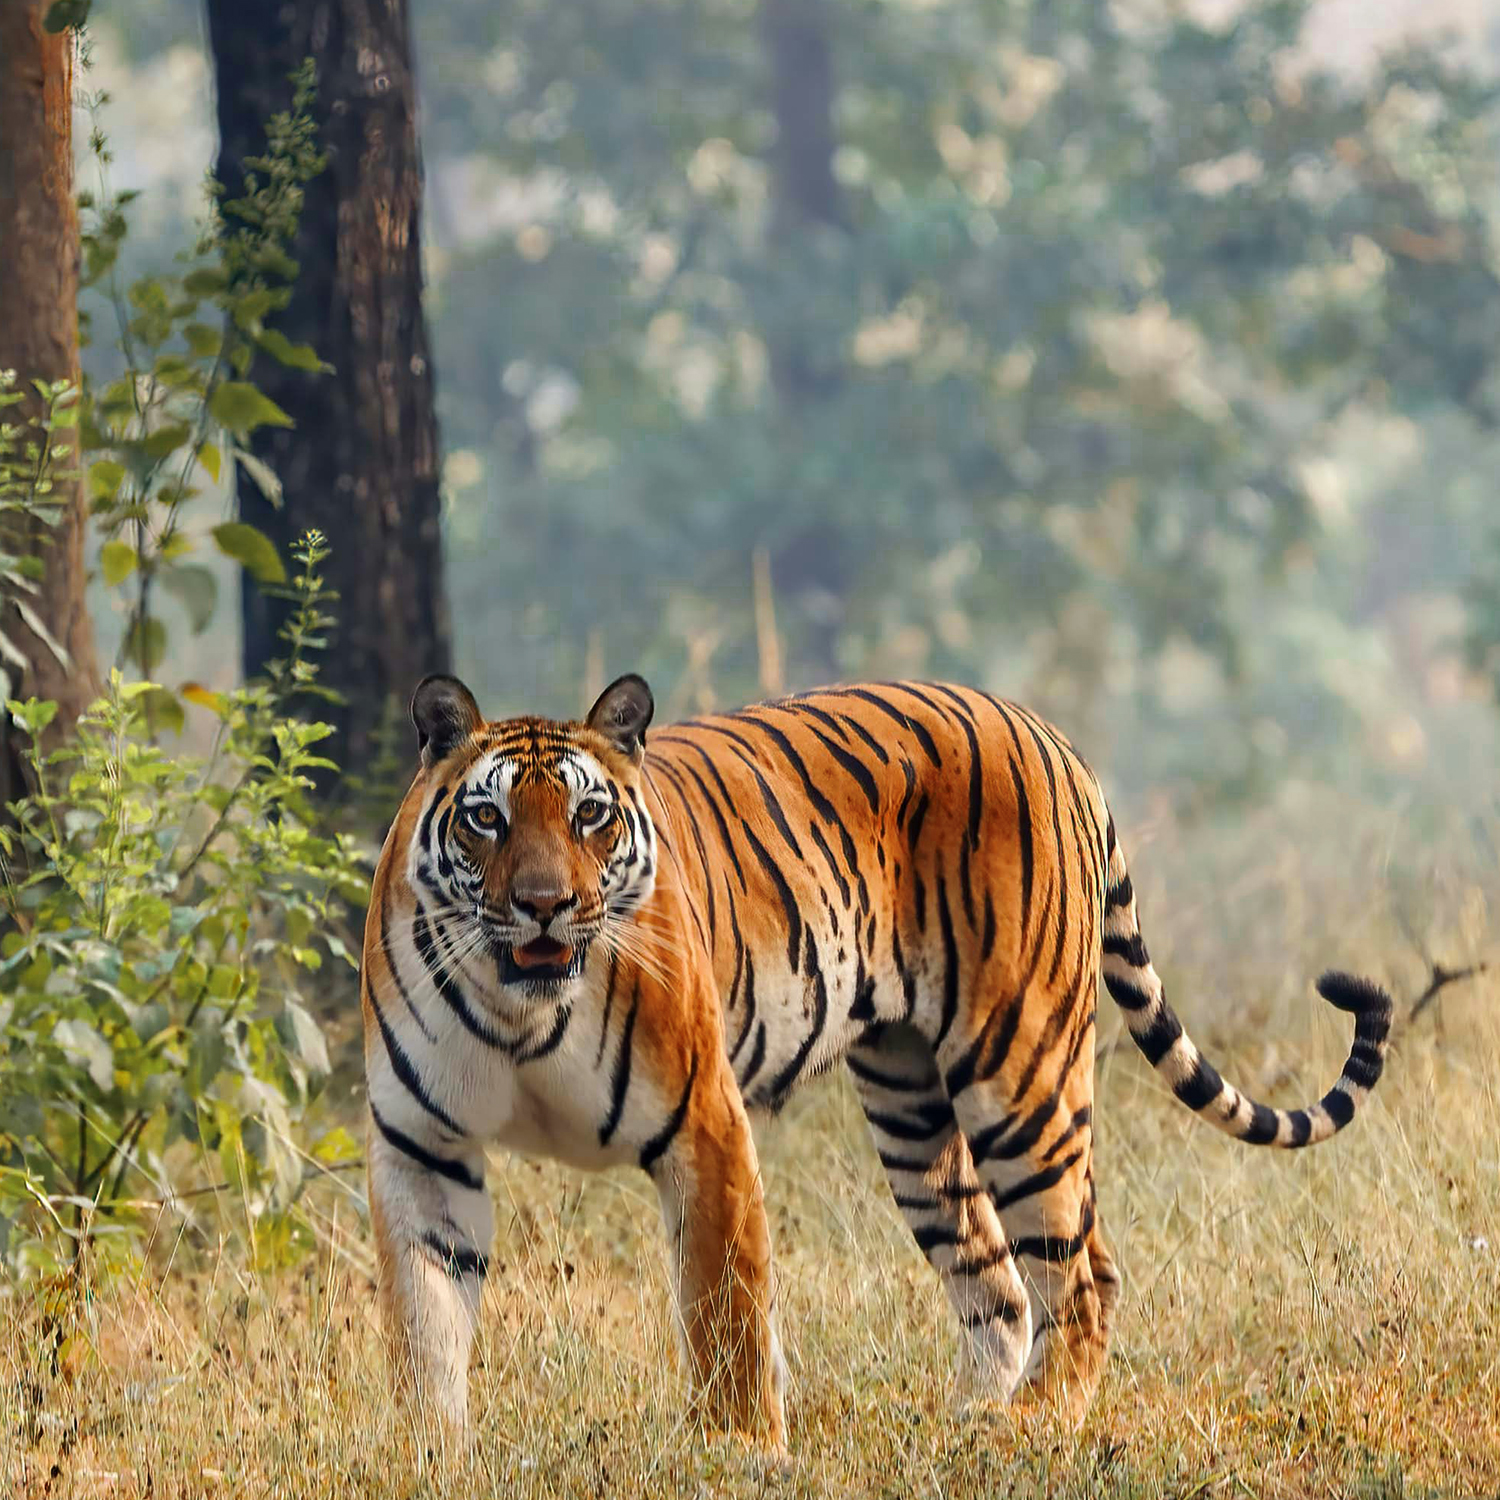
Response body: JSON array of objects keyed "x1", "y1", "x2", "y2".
[{"x1": 401, "y1": 672, "x2": 658, "y2": 993}]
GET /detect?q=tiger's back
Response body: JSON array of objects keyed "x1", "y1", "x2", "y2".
[{"x1": 363, "y1": 673, "x2": 1392, "y2": 1439}]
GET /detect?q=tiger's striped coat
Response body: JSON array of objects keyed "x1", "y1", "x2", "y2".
[{"x1": 363, "y1": 674, "x2": 1391, "y2": 1443}]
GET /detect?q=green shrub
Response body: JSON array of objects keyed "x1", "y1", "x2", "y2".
[{"x1": 0, "y1": 533, "x2": 365, "y2": 1278}]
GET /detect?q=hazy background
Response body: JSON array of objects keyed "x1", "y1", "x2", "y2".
[{"x1": 78, "y1": 0, "x2": 1500, "y2": 845}]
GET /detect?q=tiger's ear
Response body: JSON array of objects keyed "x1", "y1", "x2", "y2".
[
  {"x1": 411, "y1": 675, "x2": 482, "y2": 765},
  {"x1": 586, "y1": 673, "x2": 654, "y2": 760}
]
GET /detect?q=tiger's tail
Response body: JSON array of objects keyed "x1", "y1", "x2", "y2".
[{"x1": 1099, "y1": 820, "x2": 1392, "y2": 1147}]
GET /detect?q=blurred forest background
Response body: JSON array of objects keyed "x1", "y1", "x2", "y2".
[
  {"x1": 6, "y1": 5, "x2": 1500, "y2": 1488},
  {"x1": 76, "y1": 0, "x2": 1500, "y2": 839}
]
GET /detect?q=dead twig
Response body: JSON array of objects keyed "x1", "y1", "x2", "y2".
[{"x1": 1408, "y1": 961, "x2": 1488, "y2": 1024}]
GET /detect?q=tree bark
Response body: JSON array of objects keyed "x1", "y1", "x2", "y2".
[
  {"x1": 204, "y1": 0, "x2": 449, "y2": 782},
  {"x1": 0, "y1": 1, "x2": 103, "y2": 796},
  {"x1": 760, "y1": 0, "x2": 846, "y2": 402}
]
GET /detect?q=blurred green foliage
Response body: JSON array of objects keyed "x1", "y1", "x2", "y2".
[
  {"x1": 78, "y1": 55, "x2": 326, "y2": 713},
  {"x1": 0, "y1": 534, "x2": 363, "y2": 1277},
  {"x1": 417, "y1": 0, "x2": 1500, "y2": 802},
  {"x1": 68, "y1": 0, "x2": 1500, "y2": 811}
]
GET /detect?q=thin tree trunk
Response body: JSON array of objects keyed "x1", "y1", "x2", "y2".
[
  {"x1": 759, "y1": 0, "x2": 848, "y2": 678},
  {"x1": 0, "y1": 1, "x2": 102, "y2": 797},
  {"x1": 204, "y1": 0, "x2": 449, "y2": 783}
]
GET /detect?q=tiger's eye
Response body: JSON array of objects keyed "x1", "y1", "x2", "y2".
[
  {"x1": 577, "y1": 797, "x2": 607, "y2": 826},
  {"x1": 470, "y1": 803, "x2": 499, "y2": 829}
]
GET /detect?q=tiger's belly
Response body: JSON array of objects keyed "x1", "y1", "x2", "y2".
[{"x1": 718, "y1": 923, "x2": 893, "y2": 1113}]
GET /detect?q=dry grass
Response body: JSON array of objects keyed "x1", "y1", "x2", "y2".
[{"x1": 5, "y1": 812, "x2": 1500, "y2": 1498}]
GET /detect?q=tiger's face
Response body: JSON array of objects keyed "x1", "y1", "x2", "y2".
[{"x1": 405, "y1": 673, "x2": 658, "y2": 993}]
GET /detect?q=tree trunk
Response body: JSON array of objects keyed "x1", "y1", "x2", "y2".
[
  {"x1": 0, "y1": 1, "x2": 102, "y2": 797},
  {"x1": 759, "y1": 0, "x2": 849, "y2": 679},
  {"x1": 204, "y1": 0, "x2": 449, "y2": 783},
  {"x1": 760, "y1": 0, "x2": 846, "y2": 402}
]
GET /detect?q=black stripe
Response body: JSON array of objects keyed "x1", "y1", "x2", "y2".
[
  {"x1": 935, "y1": 872, "x2": 961, "y2": 1046},
  {"x1": 1173, "y1": 1056, "x2": 1224, "y2": 1111},
  {"x1": 1102, "y1": 973, "x2": 1152, "y2": 1012},
  {"x1": 413, "y1": 910, "x2": 515, "y2": 1050},
  {"x1": 1103, "y1": 932, "x2": 1150, "y2": 969},
  {"x1": 1007, "y1": 758, "x2": 1035, "y2": 948},
  {"x1": 878, "y1": 1149, "x2": 936, "y2": 1174},
  {"x1": 980, "y1": 893, "x2": 997, "y2": 963},
  {"x1": 925, "y1": 684, "x2": 984, "y2": 850},
  {"x1": 639, "y1": 1053, "x2": 699, "y2": 1171},
  {"x1": 907, "y1": 791, "x2": 930, "y2": 853},
  {"x1": 891, "y1": 928, "x2": 917, "y2": 1021},
  {"x1": 365, "y1": 980, "x2": 465, "y2": 1135},
  {"x1": 833, "y1": 687, "x2": 942, "y2": 768},
  {"x1": 764, "y1": 963, "x2": 829, "y2": 1106},
  {"x1": 594, "y1": 948, "x2": 622, "y2": 1066},
  {"x1": 1020, "y1": 718, "x2": 1069, "y2": 987},
  {"x1": 1242, "y1": 1102, "x2": 1279, "y2": 1145},
  {"x1": 515, "y1": 1003, "x2": 573, "y2": 1065},
  {"x1": 1132, "y1": 1004, "x2": 1183, "y2": 1066},
  {"x1": 379, "y1": 888, "x2": 437, "y2": 1042},
  {"x1": 1287, "y1": 1109, "x2": 1313, "y2": 1146},
  {"x1": 832, "y1": 710, "x2": 891, "y2": 764},
  {"x1": 420, "y1": 1229, "x2": 489, "y2": 1280},
  {"x1": 912, "y1": 1224, "x2": 960, "y2": 1254},
  {"x1": 651, "y1": 760, "x2": 717, "y2": 935},
  {"x1": 371, "y1": 1104, "x2": 484, "y2": 1192},
  {"x1": 739, "y1": 816, "x2": 804, "y2": 974},
  {"x1": 599, "y1": 977, "x2": 640, "y2": 1145},
  {"x1": 1104, "y1": 873, "x2": 1133, "y2": 911},
  {"x1": 781, "y1": 699, "x2": 855, "y2": 747},
  {"x1": 1042, "y1": 1105, "x2": 1093, "y2": 1161},
  {"x1": 1320, "y1": 1088, "x2": 1355, "y2": 1129},
  {"x1": 738, "y1": 1019, "x2": 767, "y2": 1090},
  {"x1": 847, "y1": 1052, "x2": 928, "y2": 1093},
  {"x1": 728, "y1": 949, "x2": 759, "y2": 1066},
  {"x1": 895, "y1": 757, "x2": 917, "y2": 828},
  {"x1": 807, "y1": 819, "x2": 853, "y2": 910},
  {"x1": 674, "y1": 748, "x2": 750, "y2": 893},
  {"x1": 1343, "y1": 1041, "x2": 1384, "y2": 1090},
  {"x1": 799, "y1": 721, "x2": 881, "y2": 815},
  {"x1": 864, "y1": 1099, "x2": 952, "y2": 1142}
]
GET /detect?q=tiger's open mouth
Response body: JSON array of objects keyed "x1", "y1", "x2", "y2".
[{"x1": 496, "y1": 936, "x2": 586, "y2": 989}]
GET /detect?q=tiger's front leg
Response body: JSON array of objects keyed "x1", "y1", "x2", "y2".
[
  {"x1": 367, "y1": 1113, "x2": 493, "y2": 1430},
  {"x1": 648, "y1": 1050, "x2": 787, "y2": 1450}
]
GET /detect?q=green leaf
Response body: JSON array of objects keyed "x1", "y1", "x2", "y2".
[
  {"x1": 233, "y1": 449, "x2": 283, "y2": 509},
  {"x1": 182, "y1": 266, "x2": 229, "y2": 298},
  {"x1": 100, "y1": 540, "x2": 138, "y2": 586},
  {"x1": 53, "y1": 1020, "x2": 114, "y2": 1092},
  {"x1": 160, "y1": 565, "x2": 218, "y2": 634},
  {"x1": 142, "y1": 422, "x2": 192, "y2": 460},
  {"x1": 209, "y1": 382, "x2": 294, "y2": 436},
  {"x1": 212, "y1": 522, "x2": 286, "y2": 584},
  {"x1": 125, "y1": 617, "x2": 168, "y2": 673},
  {"x1": 197, "y1": 441, "x2": 222, "y2": 483},
  {"x1": 256, "y1": 329, "x2": 328, "y2": 373},
  {"x1": 183, "y1": 322, "x2": 223, "y2": 359},
  {"x1": 89, "y1": 459, "x2": 126, "y2": 503},
  {"x1": 231, "y1": 289, "x2": 279, "y2": 332},
  {"x1": 277, "y1": 999, "x2": 330, "y2": 1077},
  {"x1": 141, "y1": 687, "x2": 186, "y2": 736}
]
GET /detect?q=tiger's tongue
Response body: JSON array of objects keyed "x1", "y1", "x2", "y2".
[{"x1": 512, "y1": 937, "x2": 571, "y2": 968}]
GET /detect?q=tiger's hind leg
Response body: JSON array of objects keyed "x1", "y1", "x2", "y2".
[
  {"x1": 944, "y1": 1018, "x2": 1114, "y2": 1424},
  {"x1": 848, "y1": 1023, "x2": 1032, "y2": 1399}
]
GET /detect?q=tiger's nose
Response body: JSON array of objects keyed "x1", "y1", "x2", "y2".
[{"x1": 512, "y1": 888, "x2": 577, "y2": 927}]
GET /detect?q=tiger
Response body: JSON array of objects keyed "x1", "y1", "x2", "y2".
[{"x1": 362, "y1": 672, "x2": 1392, "y2": 1446}]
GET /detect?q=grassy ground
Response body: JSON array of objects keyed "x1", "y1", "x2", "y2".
[{"x1": 5, "y1": 807, "x2": 1499, "y2": 1498}]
